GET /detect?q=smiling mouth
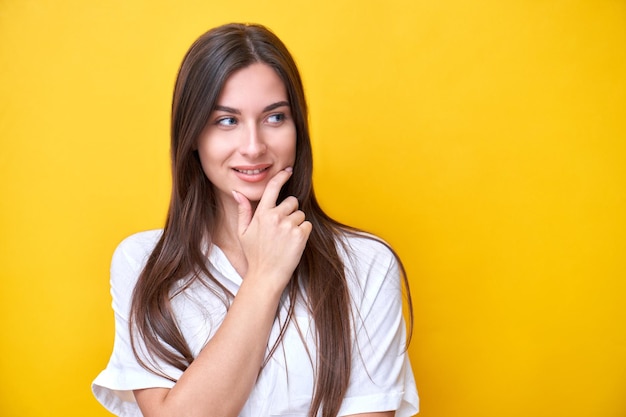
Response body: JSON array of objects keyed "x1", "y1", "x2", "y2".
[{"x1": 233, "y1": 167, "x2": 269, "y2": 175}]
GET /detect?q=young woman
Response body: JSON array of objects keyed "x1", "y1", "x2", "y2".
[{"x1": 93, "y1": 23, "x2": 419, "y2": 417}]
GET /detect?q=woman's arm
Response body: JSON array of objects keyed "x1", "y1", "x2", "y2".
[
  {"x1": 133, "y1": 277, "x2": 283, "y2": 417},
  {"x1": 134, "y1": 169, "x2": 312, "y2": 417}
]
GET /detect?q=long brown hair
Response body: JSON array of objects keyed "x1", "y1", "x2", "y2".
[{"x1": 129, "y1": 23, "x2": 412, "y2": 417}]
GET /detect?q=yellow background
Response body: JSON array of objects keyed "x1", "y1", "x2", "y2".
[{"x1": 1, "y1": 1, "x2": 625, "y2": 416}]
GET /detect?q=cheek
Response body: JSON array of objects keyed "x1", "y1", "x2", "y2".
[
  {"x1": 197, "y1": 132, "x2": 231, "y2": 162},
  {"x1": 196, "y1": 143, "x2": 212, "y2": 172},
  {"x1": 287, "y1": 139, "x2": 297, "y2": 164},
  {"x1": 196, "y1": 139, "x2": 225, "y2": 179},
  {"x1": 281, "y1": 129, "x2": 297, "y2": 164}
]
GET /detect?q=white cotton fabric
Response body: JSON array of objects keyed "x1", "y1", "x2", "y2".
[{"x1": 92, "y1": 229, "x2": 419, "y2": 416}]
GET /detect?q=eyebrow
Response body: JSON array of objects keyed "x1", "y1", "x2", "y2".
[{"x1": 213, "y1": 101, "x2": 290, "y2": 114}]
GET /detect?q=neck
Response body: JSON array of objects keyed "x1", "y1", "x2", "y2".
[{"x1": 212, "y1": 198, "x2": 239, "y2": 250}]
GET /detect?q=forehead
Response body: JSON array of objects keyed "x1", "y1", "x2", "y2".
[{"x1": 217, "y1": 63, "x2": 288, "y2": 106}]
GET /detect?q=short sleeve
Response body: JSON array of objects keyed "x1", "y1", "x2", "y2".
[
  {"x1": 338, "y1": 236, "x2": 419, "y2": 417},
  {"x1": 92, "y1": 230, "x2": 180, "y2": 417}
]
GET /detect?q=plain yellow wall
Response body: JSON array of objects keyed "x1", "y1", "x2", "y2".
[{"x1": 1, "y1": 1, "x2": 625, "y2": 416}]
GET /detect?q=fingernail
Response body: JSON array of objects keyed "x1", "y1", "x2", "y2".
[
  {"x1": 285, "y1": 167, "x2": 293, "y2": 173},
  {"x1": 232, "y1": 190, "x2": 241, "y2": 203}
]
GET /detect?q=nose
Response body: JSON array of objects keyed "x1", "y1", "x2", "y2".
[{"x1": 239, "y1": 123, "x2": 267, "y2": 158}]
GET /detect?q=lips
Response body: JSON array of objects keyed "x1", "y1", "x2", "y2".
[
  {"x1": 233, "y1": 167, "x2": 269, "y2": 175},
  {"x1": 232, "y1": 164, "x2": 272, "y2": 183}
]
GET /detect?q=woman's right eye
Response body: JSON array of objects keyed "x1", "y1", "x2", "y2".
[{"x1": 216, "y1": 117, "x2": 237, "y2": 127}]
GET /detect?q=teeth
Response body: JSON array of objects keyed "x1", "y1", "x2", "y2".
[{"x1": 236, "y1": 168, "x2": 265, "y2": 175}]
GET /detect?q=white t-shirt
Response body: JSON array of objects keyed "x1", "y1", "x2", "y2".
[{"x1": 92, "y1": 229, "x2": 419, "y2": 416}]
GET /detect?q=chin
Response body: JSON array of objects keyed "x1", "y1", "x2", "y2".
[{"x1": 239, "y1": 188, "x2": 265, "y2": 203}]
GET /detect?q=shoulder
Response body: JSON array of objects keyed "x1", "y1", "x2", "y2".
[
  {"x1": 114, "y1": 229, "x2": 163, "y2": 253},
  {"x1": 112, "y1": 229, "x2": 163, "y2": 268},
  {"x1": 337, "y1": 231, "x2": 397, "y2": 269},
  {"x1": 335, "y1": 231, "x2": 405, "y2": 319},
  {"x1": 109, "y1": 229, "x2": 163, "y2": 297},
  {"x1": 336, "y1": 231, "x2": 400, "y2": 287}
]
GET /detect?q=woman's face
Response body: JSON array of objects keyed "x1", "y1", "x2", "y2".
[{"x1": 197, "y1": 63, "x2": 297, "y2": 207}]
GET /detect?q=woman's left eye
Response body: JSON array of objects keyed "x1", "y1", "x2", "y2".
[{"x1": 267, "y1": 113, "x2": 285, "y2": 124}]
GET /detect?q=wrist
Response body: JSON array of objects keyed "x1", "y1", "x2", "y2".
[{"x1": 239, "y1": 270, "x2": 288, "y2": 302}]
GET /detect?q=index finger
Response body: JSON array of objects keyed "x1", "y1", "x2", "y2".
[{"x1": 257, "y1": 168, "x2": 293, "y2": 210}]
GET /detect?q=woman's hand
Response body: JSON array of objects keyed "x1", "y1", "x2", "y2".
[
  {"x1": 134, "y1": 169, "x2": 312, "y2": 417},
  {"x1": 232, "y1": 168, "x2": 312, "y2": 291}
]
